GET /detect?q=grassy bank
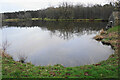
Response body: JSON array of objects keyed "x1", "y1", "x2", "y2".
[
  {"x1": 3, "y1": 18, "x2": 105, "y2": 22},
  {"x1": 2, "y1": 26, "x2": 119, "y2": 78}
]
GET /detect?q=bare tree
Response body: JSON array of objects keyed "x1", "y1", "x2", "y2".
[
  {"x1": 17, "y1": 53, "x2": 27, "y2": 63},
  {"x1": 1, "y1": 39, "x2": 11, "y2": 57},
  {"x1": 2, "y1": 40, "x2": 10, "y2": 52},
  {"x1": 24, "y1": 12, "x2": 32, "y2": 20}
]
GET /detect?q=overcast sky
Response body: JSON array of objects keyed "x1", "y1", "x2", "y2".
[{"x1": 0, "y1": 0, "x2": 115, "y2": 13}]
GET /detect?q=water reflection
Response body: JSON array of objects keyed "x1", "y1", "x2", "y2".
[
  {"x1": 3, "y1": 21, "x2": 107, "y2": 40},
  {"x1": 2, "y1": 21, "x2": 114, "y2": 67}
]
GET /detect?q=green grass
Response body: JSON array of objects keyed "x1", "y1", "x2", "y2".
[
  {"x1": 3, "y1": 18, "x2": 104, "y2": 22},
  {"x1": 3, "y1": 19, "x2": 25, "y2": 22},
  {"x1": 102, "y1": 25, "x2": 119, "y2": 50},
  {"x1": 107, "y1": 25, "x2": 120, "y2": 33},
  {"x1": 2, "y1": 25, "x2": 119, "y2": 78},
  {"x1": 2, "y1": 54, "x2": 118, "y2": 78}
]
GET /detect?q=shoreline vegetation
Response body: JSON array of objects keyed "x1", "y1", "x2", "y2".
[
  {"x1": 1, "y1": 25, "x2": 119, "y2": 78},
  {"x1": 3, "y1": 18, "x2": 107, "y2": 22}
]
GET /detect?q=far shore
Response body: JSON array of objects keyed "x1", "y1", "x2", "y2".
[{"x1": 3, "y1": 18, "x2": 108, "y2": 22}]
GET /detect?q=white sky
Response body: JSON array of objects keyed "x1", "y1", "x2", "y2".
[{"x1": 0, "y1": 0, "x2": 116, "y2": 13}]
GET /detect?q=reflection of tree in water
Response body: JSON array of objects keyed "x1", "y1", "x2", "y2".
[{"x1": 3, "y1": 21, "x2": 107, "y2": 40}]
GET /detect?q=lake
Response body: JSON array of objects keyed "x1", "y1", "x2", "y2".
[{"x1": 1, "y1": 21, "x2": 114, "y2": 67}]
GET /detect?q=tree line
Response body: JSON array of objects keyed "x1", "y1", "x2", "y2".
[{"x1": 2, "y1": 2, "x2": 116, "y2": 20}]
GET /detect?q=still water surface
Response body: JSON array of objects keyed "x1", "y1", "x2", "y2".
[{"x1": 1, "y1": 21, "x2": 114, "y2": 67}]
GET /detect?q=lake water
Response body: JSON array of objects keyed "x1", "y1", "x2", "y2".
[{"x1": 1, "y1": 21, "x2": 114, "y2": 67}]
